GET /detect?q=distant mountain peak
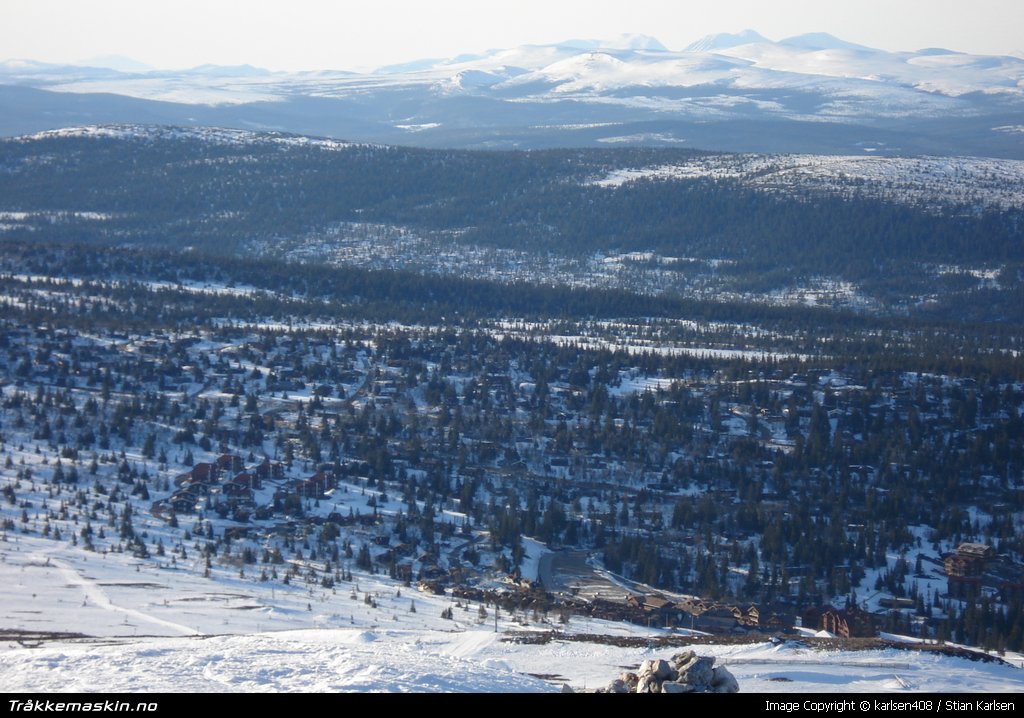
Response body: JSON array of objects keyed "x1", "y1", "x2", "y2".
[
  {"x1": 0, "y1": 58, "x2": 58, "y2": 72},
  {"x1": 685, "y1": 30, "x2": 770, "y2": 53},
  {"x1": 560, "y1": 34, "x2": 668, "y2": 52},
  {"x1": 76, "y1": 55, "x2": 153, "y2": 73},
  {"x1": 183, "y1": 63, "x2": 272, "y2": 77},
  {"x1": 778, "y1": 32, "x2": 874, "y2": 52}
]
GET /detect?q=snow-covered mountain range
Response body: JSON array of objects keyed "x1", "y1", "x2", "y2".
[{"x1": 2, "y1": 31, "x2": 1023, "y2": 156}]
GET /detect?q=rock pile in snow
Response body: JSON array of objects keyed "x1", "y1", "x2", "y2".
[{"x1": 597, "y1": 651, "x2": 739, "y2": 693}]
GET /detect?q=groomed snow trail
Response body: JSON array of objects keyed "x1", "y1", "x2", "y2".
[{"x1": 42, "y1": 552, "x2": 200, "y2": 636}]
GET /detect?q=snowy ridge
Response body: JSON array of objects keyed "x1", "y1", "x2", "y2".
[
  {"x1": 559, "y1": 34, "x2": 669, "y2": 52},
  {"x1": 19, "y1": 125, "x2": 360, "y2": 151},
  {"x1": 591, "y1": 153, "x2": 1024, "y2": 211},
  {"x1": 8, "y1": 32, "x2": 1022, "y2": 102},
  {"x1": 4, "y1": 31, "x2": 1019, "y2": 155}
]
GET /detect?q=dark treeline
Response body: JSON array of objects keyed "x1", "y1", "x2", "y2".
[
  {"x1": 2, "y1": 243, "x2": 1022, "y2": 380},
  {"x1": 0, "y1": 241, "x2": 877, "y2": 325}
]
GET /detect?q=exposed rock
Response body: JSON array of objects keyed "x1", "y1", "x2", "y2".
[
  {"x1": 661, "y1": 681, "x2": 695, "y2": 693},
  {"x1": 710, "y1": 666, "x2": 739, "y2": 694},
  {"x1": 676, "y1": 653, "x2": 715, "y2": 687},
  {"x1": 636, "y1": 674, "x2": 659, "y2": 694},
  {"x1": 671, "y1": 649, "x2": 697, "y2": 668},
  {"x1": 597, "y1": 651, "x2": 738, "y2": 693},
  {"x1": 606, "y1": 678, "x2": 629, "y2": 693},
  {"x1": 653, "y1": 658, "x2": 676, "y2": 681}
]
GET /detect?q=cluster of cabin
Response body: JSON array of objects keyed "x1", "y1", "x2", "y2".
[
  {"x1": 153, "y1": 453, "x2": 285, "y2": 518},
  {"x1": 553, "y1": 591, "x2": 882, "y2": 638},
  {"x1": 801, "y1": 605, "x2": 878, "y2": 638},
  {"x1": 944, "y1": 542, "x2": 1024, "y2": 603},
  {"x1": 570, "y1": 593, "x2": 789, "y2": 633}
]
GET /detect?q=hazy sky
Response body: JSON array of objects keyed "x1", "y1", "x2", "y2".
[{"x1": 3, "y1": 0, "x2": 1023, "y2": 71}]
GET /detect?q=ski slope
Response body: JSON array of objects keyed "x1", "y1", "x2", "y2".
[{"x1": 1, "y1": 535, "x2": 1021, "y2": 693}]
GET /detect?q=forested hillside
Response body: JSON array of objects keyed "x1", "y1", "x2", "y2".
[{"x1": 1, "y1": 127, "x2": 1021, "y2": 321}]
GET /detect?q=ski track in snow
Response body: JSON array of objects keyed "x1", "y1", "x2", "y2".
[{"x1": 42, "y1": 552, "x2": 200, "y2": 637}]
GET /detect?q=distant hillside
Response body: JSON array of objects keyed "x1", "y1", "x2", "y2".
[{"x1": 1, "y1": 125, "x2": 1021, "y2": 321}]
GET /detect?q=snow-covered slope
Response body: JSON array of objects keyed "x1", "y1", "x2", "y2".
[
  {"x1": 1, "y1": 535, "x2": 1022, "y2": 693},
  {"x1": 5, "y1": 628, "x2": 1023, "y2": 694},
  {"x1": 1, "y1": 630, "x2": 555, "y2": 693},
  {"x1": 713, "y1": 40, "x2": 1024, "y2": 98},
  {"x1": 591, "y1": 153, "x2": 1024, "y2": 211},
  {"x1": 686, "y1": 30, "x2": 771, "y2": 53}
]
